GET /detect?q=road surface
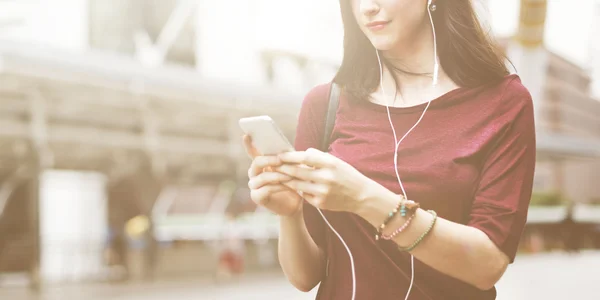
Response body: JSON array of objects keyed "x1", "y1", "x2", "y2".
[{"x1": 1, "y1": 251, "x2": 598, "y2": 300}]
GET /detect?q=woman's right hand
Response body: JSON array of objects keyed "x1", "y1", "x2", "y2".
[{"x1": 243, "y1": 135, "x2": 304, "y2": 217}]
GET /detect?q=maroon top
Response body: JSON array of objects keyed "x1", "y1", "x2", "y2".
[{"x1": 294, "y1": 75, "x2": 536, "y2": 300}]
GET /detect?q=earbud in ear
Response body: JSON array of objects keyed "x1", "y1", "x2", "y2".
[{"x1": 428, "y1": 0, "x2": 437, "y2": 12}]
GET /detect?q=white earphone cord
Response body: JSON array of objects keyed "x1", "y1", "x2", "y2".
[{"x1": 314, "y1": 3, "x2": 438, "y2": 300}]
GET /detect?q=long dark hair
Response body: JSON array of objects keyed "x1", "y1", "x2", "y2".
[{"x1": 333, "y1": 0, "x2": 510, "y2": 101}]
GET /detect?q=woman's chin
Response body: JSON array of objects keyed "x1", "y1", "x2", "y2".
[{"x1": 369, "y1": 37, "x2": 397, "y2": 52}]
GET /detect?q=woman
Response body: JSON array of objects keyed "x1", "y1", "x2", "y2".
[{"x1": 243, "y1": 0, "x2": 536, "y2": 299}]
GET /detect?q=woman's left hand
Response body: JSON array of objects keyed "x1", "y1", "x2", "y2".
[{"x1": 275, "y1": 148, "x2": 379, "y2": 213}]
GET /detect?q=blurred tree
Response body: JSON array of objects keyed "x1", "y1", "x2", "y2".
[{"x1": 530, "y1": 191, "x2": 569, "y2": 206}]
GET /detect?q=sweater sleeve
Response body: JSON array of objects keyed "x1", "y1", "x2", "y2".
[
  {"x1": 294, "y1": 83, "x2": 332, "y2": 250},
  {"x1": 467, "y1": 80, "x2": 537, "y2": 263}
]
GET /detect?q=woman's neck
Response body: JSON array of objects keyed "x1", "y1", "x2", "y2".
[
  {"x1": 373, "y1": 19, "x2": 458, "y2": 107},
  {"x1": 374, "y1": 47, "x2": 458, "y2": 107},
  {"x1": 381, "y1": 19, "x2": 437, "y2": 90}
]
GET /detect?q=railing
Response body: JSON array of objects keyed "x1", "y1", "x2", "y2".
[{"x1": 154, "y1": 212, "x2": 280, "y2": 242}]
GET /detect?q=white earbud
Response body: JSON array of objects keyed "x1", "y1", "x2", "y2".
[{"x1": 428, "y1": 0, "x2": 439, "y2": 86}]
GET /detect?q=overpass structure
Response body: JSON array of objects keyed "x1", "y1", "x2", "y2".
[{"x1": 0, "y1": 43, "x2": 303, "y2": 185}]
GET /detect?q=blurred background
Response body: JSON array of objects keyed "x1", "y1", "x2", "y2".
[{"x1": 0, "y1": 0, "x2": 599, "y2": 299}]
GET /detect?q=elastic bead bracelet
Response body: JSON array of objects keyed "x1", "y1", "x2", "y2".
[
  {"x1": 381, "y1": 211, "x2": 416, "y2": 240},
  {"x1": 375, "y1": 195, "x2": 405, "y2": 241},
  {"x1": 397, "y1": 210, "x2": 437, "y2": 252},
  {"x1": 375, "y1": 197, "x2": 419, "y2": 240}
]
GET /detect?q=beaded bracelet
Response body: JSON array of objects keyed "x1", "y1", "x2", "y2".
[
  {"x1": 397, "y1": 210, "x2": 437, "y2": 252},
  {"x1": 381, "y1": 211, "x2": 416, "y2": 240},
  {"x1": 375, "y1": 196, "x2": 419, "y2": 240}
]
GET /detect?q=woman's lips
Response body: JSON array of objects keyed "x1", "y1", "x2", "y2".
[{"x1": 366, "y1": 20, "x2": 390, "y2": 31}]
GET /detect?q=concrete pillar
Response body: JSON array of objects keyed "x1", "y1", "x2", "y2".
[
  {"x1": 39, "y1": 170, "x2": 108, "y2": 284},
  {"x1": 551, "y1": 159, "x2": 565, "y2": 199},
  {"x1": 134, "y1": 165, "x2": 162, "y2": 281},
  {"x1": 26, "y1": 152, "x2": 41, "y2": 291},
  {"x1": 507, "y1": 0, "x2": 548, "y2": 128},
  {"x1": 27, "y1": 89, "x2": 46, "y2": 290}
]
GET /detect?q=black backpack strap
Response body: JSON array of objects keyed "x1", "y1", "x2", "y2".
[{"x1": 320, "y1": 82, "x2": 341, "y2": 151}]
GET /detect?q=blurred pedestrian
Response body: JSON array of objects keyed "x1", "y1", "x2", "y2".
[{"x1": 215, "y1": 213, "x2": 245, "y2": 282}]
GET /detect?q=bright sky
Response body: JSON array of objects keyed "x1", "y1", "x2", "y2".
[
  {"x1": 256, "y1": 0, "x2": 599, "y2": 68},
  {"x1": 489, "y1": 0, "x2": 598, "y2": 67},
  {"x1": 1, "y1": 0, "x2": 597, "y2": 80}
]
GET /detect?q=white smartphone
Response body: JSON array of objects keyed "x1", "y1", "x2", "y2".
[{"x1": 238, "y1": 115, "x2": 295, "y2": 156}]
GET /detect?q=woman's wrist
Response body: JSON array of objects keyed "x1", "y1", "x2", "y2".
[
  {"x1": 281, "y1": 203, "x2": 304, "y2": 222},
  {"x1": 355, "y1": 183, "x2": 401, "y2": 228}
]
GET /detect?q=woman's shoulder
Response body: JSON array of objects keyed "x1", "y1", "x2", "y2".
[
  {"x1": 470, "y1": 74, "x2": 534, "y2": 120},
  {"x1": 493, "y1": 74, "x2": 533, "y2": 108},
  {"x1": 482, "y1": 74, "x2": 535, "y2": 134}
]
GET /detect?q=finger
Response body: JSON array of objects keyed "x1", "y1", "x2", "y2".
[
  {"x1": 278, "y1": 148, "x2": 334, "y2": 169},
  {"x1": 250, "y1": 184, "x2": 289, "y2": 206},
  {"x1": 283, "y1": 179, "x2": 328, "y2": 197},
  {"x1": 242, "y1": 135, "x2": 260, "y2": 158},
  {"x1": 249, "y1": 156, "x2": 282, "y2": 177},
  {"x1": 248, "y1": 172, "x2": 293, "y2": 190},
  {"x1": 275, "y1": 164, "x2": 322, "y2": 182}
]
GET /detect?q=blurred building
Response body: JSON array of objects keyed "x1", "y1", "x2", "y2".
[
  {"x1": 485, "y1": 0, "x2": 600, "y2": 205},
  {"x1": 502, "y1": 0, "x2": 600, "y2": 252},
  {"x1": 0, "y1": 0, "x2": 599, "y2": 285},
  {"x1": 0, "y1": 0, "x2": 336, "y2": 284}
]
